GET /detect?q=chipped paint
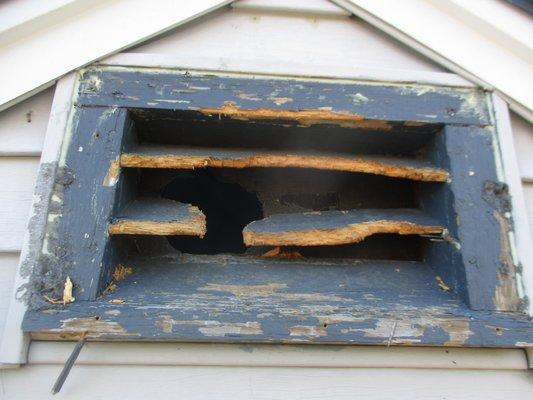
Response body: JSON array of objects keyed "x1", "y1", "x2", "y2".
[
  {"x1": 50, "y1": 317, "x2": 139, "y2": 338},
  {"x1": 269, "y1": 97, "x2": 293, "y2": 106},
  {"x1": 236, "y1": 92, "x2": 262, "y2": 101},
  {"x1": 199, "y1": 283, "x2": 287, "y2": 297},
  {"x1": 102, "y1": 159, "x2": 120, "y2": 187},
  {"x1": 441, "y1": 320, "x2": 473, "y2": 346},
  {"x1": 156, "y1": 316, "x2": 262, "y2": 337},
  {"x1": 492, "y1": 212, "x2": 520, "y2": 311},
  {"x1": 199, "y1": 321, "x2": 263, "y2": 337},
  {"x1": 355, "y1": 320, "x2": 424, "y2": 342},
  {"x1": 199, "y1": 101, "x2": 392, "y2": 130},
  {"x1": 348, "y1": 93, "x2": 370, "y2": 104},
  {"x1": 198, "y1": 283, "x2": 345, "y2": 302},
  {"x1": 289, "y1": 325, "x2": 327, "y2": 338}
]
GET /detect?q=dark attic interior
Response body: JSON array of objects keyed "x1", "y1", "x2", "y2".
[{"x1": 115, "y1": 108, "x2": 445, "y2": 262}]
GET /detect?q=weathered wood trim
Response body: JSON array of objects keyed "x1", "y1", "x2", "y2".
[
  {"x1": 243, "y1": 209, "x2": 443, "y2": 247},
  {"x1": 21, "y1": 255, "x2": 533, "y2": 347},
  {"x1": 17, "y1": 67, "x2": 532, "y2": 348},
  {"x1": 423, "y1": 125, "x2": 522, "y2": 312},
  {"x1": 121, "y1": 146, "x2": 449, "y2": 182},
  {"x1": 492, "y1": 94, "x2": 533, "y2": 316},
  {"x1": 0, "y1": 73, "x2": 77, "y2": 366},
  {"x1": 76, "y1": 67, "x2": 490, "y2": 126}
]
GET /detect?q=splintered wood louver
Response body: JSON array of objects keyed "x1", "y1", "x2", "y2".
[
  {"x1": 243, "y1": 209, "x2": 443, "y2": 247},
  {"x1": 108, "y1": 198, "x2": 206, "y2": 236},
  {"x1": 120, "y1": 145, "x2": 449, "y2": 182},
  {"x1": 22, "y1": 68, "x2": 532, "y2": 347}
]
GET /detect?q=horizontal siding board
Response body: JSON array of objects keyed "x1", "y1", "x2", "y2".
[
  {"x1": 0, "y1": 157, "x2": 40, "y2": 252},
  {"x1": 2, "y1": 364, "x2": 533, "y2": 399},
  {"x1": 28, "y1": 341, "x2": 527, "y2": 369},
  {"x1": 130, "y1": 6, "x2": 444, "y2": 73},
  {"x1": 0, "y1": 253, "x2": 19, "y2": 346},
  {"x1": 0, "y1": 87, "x2": 53, "y2": 156}
]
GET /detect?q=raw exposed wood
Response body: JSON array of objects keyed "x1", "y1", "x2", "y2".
[
  {"x1": 243, "y1": 209, "x2": 443, "y2": 247},
  {"x1": 108, "y1": 198, "x2": 206, "y2": 237},
  {"x1": 120, "y1": 145, "x2": 449, "y2": 182},
  {"x1": 199, "y1": 102, "x2": 393, "y2": 130}
]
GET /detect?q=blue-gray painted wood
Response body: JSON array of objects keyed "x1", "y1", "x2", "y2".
[
  {"x1": 421, "y1": 126, "x2": 521, "y2": 311},
  {"x1": 23, "y1": 255, "x2": 532, "y2": 347},
  {"x1": 48, "y1": 107, "x2": 131, "y2": 301},
  {"x1": 76, "y1": 68, "x2": 490, "y2": 126},
  {"x1": 112, "y1": 197, "x2": 201, "y2": 224}
]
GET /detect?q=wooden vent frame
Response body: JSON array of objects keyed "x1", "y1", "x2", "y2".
[{"x1": 21, "y1": 67, "x2": 532, "y2": 347}]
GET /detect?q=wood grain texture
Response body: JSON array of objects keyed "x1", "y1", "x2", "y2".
[
  {"x1": 22, "y1": 255, "x2": 533, "y2": 347},
  {"x1": 109, "y1": 198, "x2": 206, "y2": 236},
  {"x1": 121, "y1": 145, "x2": 449, "y2": 182},
  {"x1": 77, "y1": 68, "x2": 490, "y2": 126},
  {"x1": 243, "y1": 209, "x2": 443, "y2": 246}
]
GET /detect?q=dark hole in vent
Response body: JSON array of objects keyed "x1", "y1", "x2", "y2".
[
  {"x1": 161, "y1": 170, "x2": 263, "y2": 254},
  {"x1": 150, "y1": 167, "x2": 424, "y2": 260},
  {"x1": 247, "y1": 235, "x2": 424, "y2": 261}
]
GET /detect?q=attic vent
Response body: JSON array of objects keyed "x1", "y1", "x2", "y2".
[
  {"x1": 23, "y1": 69, "x2": 528, "y2": 347},
  {"x1": 110, "y1": 108, "x2": 446, "y2": 263}
]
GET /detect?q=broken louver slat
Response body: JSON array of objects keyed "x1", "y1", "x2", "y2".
[
  {"x1": 120, "y1": 145, "x2": 449, "y2": 182},
  {"x1": 243, "y1": 209, "x2": 444, "y2": 247},
  {"x1": 108, "y1": 197, "x2": 206, "y2": 236}
]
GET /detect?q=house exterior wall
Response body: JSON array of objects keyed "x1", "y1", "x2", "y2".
[{"x1": 1, "y1": 2, "x2": 532, "y2": 398}]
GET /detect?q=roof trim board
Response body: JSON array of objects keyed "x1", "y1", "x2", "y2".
[
  {"x1": 0, "y1": 0, "x2": 531, "y2": 123},
  {"x1": 331, "y1": 0, "x2": 533, "y2": 122},
  {"x1": 0, "y1": 0, "x2": 232, "y2": 113}
]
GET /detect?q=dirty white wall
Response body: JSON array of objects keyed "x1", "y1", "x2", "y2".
[{"x1": 1, "y1": 1, "x2": 532, "y2": 398}]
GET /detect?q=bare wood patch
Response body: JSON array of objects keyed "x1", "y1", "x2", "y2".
[
  {"x1": 289, "y1": 325, "x2": 327, "y2": 338},
  {"x1": 155, "y1": 316, "x2": 263, "y2": 337},
  {"x1": 199, "y1": 102, "x2": 393, "y2": 130},
  {"x1": 492, "y1": 212, "x2": 520, "y2": 311},
  {"x1": 102, "y1": 159, "x2": 120, "y2": 186}
]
